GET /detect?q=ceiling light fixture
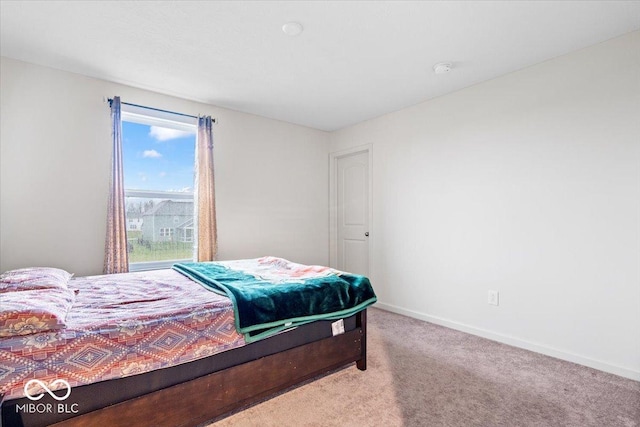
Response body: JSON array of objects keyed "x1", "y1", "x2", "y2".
[
  {"x1": 282, "y1": 22, "x2": 304, "y2": 36},
  {"x1": 433, "y1": 62, "x2": 452, "y2": 74}
]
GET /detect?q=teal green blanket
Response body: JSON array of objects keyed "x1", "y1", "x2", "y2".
[{"x1": 172, "y1": 258, "x2": 377, "y2": 342}]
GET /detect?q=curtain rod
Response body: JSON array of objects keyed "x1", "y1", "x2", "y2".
[{"x1": 106, "y1": 98, "x2": 216, "y2": 123}]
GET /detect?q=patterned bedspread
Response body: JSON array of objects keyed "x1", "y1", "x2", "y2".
[{"x1": 0, "y1": 269, "x2": 245, "y2": 400}]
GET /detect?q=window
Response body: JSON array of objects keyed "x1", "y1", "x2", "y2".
[
  {"x1": 121, "y1": 105, "x2": 197, "y2": 271},
  {"x1": 159, "y1": 228, "x2": 174, "y2": 237}
]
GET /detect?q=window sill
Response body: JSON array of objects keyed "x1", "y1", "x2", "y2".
[{"x1": 129, "y1": 259, "x2": 193, "y2": 272}]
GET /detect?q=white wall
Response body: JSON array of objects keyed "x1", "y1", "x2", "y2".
[
  {"x1": 0, "y1": 57, "x2": 330, "y2": 276},
  {"x1": 330, "y1": 32, "x2": 640, "y2": 379}
]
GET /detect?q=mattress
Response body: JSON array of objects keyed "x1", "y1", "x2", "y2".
[{"x1": 0, "y1": 269, "x2": 245, "y2": 400}]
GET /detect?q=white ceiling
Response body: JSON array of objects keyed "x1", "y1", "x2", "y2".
[{"x1": 1, "y1": 1, "x2": 639, "y2": 131}]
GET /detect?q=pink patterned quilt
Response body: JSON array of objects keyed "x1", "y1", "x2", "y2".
[{"x1": 0, "y1": 269, "x2": 245, "y2": 400}]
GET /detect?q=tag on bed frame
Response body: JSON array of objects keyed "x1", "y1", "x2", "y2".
[{"x1": 331, "y1": 319, "x2": 345, "y2": 336}]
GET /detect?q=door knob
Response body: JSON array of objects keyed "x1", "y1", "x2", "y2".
[{"x1": 365, "y1": 232, "x2": 369, "y2": 237}]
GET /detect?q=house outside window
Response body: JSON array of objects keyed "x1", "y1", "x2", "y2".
[{"x1": 121, "y1": 105, "x2": 197, "y2": 271}]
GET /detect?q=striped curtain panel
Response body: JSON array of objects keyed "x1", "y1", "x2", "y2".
[
  {"x1": 103, "y1": 96, "x2": 129, "y2": 274},
  {"x1": 195, "y1": 116, "x2": 218, "y2": 261}
]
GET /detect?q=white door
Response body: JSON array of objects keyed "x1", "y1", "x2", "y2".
[{"x1": 337, "y1": 151, "x2": 369, "y2": 276}]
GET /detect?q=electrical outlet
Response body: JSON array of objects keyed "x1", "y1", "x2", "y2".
[{"x1": 488, "y1": 290, "x2": 499, "y2": 306}]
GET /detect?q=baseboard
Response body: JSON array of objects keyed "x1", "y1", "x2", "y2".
[{"x1": 375, "y1": 302, "x2": 640, "y2": 382}]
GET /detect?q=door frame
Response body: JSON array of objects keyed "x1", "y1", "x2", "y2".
[{"x1": 329, "y1": 144, "x2": 373, "y2": 273}]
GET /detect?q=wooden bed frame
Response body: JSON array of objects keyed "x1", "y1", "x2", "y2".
[{"x1": 2, "y1": 310, "x2": 367, "y2": 427}]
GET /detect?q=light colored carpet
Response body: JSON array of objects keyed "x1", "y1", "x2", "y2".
[{"x1": 207, "y1": 308, "x2": 640, "y2": 426}]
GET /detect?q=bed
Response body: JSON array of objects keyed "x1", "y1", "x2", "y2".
[{"x1": 0, "y1": 257, "x2": 376, "y2": 427}]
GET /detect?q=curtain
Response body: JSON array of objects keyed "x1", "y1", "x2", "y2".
[
  {"x1": 103, "y1": 96, "x2": 129, "y2": 274},
  {"x1": 194, "y1": 116, "x2": 217, "y2": 261}
]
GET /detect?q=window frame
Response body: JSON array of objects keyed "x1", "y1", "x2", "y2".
[{"x1": 121, "y1": 107, "x2": 198, "y2": 272}]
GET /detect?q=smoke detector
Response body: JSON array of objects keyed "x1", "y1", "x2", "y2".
[
  {"x1": 433, "y1": 63, "x2": 452, "y2": 74},
  {"x1": 282, "y1": 22, "x2": 304, "y2": 36}
]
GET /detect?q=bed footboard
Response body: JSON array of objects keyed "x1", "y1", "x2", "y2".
[
  {"x1": 47, "y1": 310, "x2": 367, "y2": 427},
  {"x1": 356, "y1": 309, "x2": 367, "y2": 371}
]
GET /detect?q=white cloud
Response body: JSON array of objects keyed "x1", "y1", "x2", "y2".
[
  {"x1": 138, "y1": 172, "x2": 147, "y2": 182},
  {"x1": 158, "y1": 171, "x2": 167, "y2": 177},
  {"x1": 143, "y1": 149, "x2": 162, "y2": 158},
  {"x1": 149, "y1": 126, "x2": 194, "y2": 141}
]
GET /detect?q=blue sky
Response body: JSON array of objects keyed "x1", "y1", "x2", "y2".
[{"x1": 122, "y1": 121, "x2": 196, "y2": 192}]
